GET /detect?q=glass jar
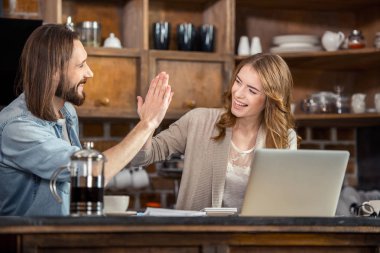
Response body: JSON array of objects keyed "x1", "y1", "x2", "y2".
[
  {"x1": 374, "y1": 32, "x2": 380, "y2": 49},
  {"x1": 348, "y1": 30, "x2": 365, "y2": 49}
]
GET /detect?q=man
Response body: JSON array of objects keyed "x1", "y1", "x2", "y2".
[{"x1": 0, "y1": 24, "x2": 172, "y2": 216}]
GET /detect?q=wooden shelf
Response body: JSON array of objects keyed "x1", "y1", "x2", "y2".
[
  {"x1": 235, "y1": 48, "x2": 380, "y2": 70},
  {"x1": 295, "y1": 113, "x2": 380, "y2": 127},
  {"x1": 236, "y1": 0, "x2": 380, "y2": 11},
  {"x1": 85, "y1": 47, "x2": 141, "y2": 57},
  {"x1": 150, "y1": 50, "x2": 230, "y2": 62}
]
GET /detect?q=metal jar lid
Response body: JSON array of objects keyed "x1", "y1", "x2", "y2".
[
  {"x1": 350, "y1": 29, "x2": 363, "y2": 38},
  {"x1": 71, "y1": 142, "x2": 106, "y2": 162},
  {"x1": 78, "y1": 21, "x2": 101, "y2": 29}
]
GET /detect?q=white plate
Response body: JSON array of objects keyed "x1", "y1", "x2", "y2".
[
  {"x1": 278, "y1": 42, "x2": 316, "y2": 48},
  {"x1": 270, "y1": 46, "x2": 322, "y2": 53},
  {"x1": 273, "y1": 35, "x2": 319, "y2": 45}
]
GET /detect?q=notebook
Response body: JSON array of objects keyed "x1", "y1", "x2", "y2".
[{"x1": 240, "y1": 149, "x2": 349, "y2": 217}]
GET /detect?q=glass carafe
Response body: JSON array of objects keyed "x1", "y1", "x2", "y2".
[{"x1": 50, "y1": 142, "x2": 106, "y2": 216}]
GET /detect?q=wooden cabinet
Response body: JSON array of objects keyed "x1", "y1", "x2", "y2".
[
  {"x1": 39, "y1": 0, "x2": 234, "y2": 118},
  {"x1": 235, "y1": 0, "x2": 380, "y2": 124},
  {"x1": 10, "y1": 0, "x2": 380, "y2": 124}
]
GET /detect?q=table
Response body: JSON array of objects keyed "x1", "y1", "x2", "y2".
[{"x1": 1, "y1": 216, "x2": 380, "y2": 252}]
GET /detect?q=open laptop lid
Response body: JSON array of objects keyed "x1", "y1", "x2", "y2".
[{"x1": 240, "y1": 149, "x2": 349, "y2": 217}]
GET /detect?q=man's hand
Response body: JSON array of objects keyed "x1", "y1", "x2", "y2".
[{"x1": 137, "y1": 72, "x2": 173, "y2": 130}]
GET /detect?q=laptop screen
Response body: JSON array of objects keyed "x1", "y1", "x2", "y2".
[{"x1": 240, "y1": 149, "x2": 349, "y2": 217}]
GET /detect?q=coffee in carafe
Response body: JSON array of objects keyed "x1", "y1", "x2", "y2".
[{"x1": 50, "y1": 142, "x2": 106, "y2": 216}]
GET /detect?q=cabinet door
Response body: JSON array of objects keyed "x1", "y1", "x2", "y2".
[
  {"x1": 77, "y1": 53, "x2": 140, "y2": 118},
  {"x1": 149, "y1": 52, "x2": 231, "y2": 116}
]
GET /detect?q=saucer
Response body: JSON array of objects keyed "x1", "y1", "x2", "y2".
[{"x1": 270, "y1": 46, "x2": 322, "y2": 53}]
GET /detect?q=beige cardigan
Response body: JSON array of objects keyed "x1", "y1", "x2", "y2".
[{"x1": 132, "y1": 108, "x2": 297, "y2": 210}]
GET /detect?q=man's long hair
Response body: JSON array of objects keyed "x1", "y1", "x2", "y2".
[
  {"x1": 213, "y1": 53, "x2": 299, "y2": 148},
  {"x1": 19, "y1": 24, "x2": 79, "y2": 121}
]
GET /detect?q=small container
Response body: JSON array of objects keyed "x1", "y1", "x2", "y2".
[
  {"x1": 374, "y1": 32, "x2": 380, "y2": 49},
  {"x1": 348, "y1": 29, "x2": 365, "y2": 49},
  {"x1": 103, "y1": 33, "x2": 122, "y2": 48},
  {"x1": 76, "y1": 21, "x2": 102, "y2": 47}
]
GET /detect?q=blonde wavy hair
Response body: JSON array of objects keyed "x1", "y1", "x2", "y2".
[{"x1": 213, "y1": 53, "x2": 300, "y2": 148}]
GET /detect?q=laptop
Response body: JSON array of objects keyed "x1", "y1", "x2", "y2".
[{"x1": 240, "y1": 149, "x2": 349, "y2": 217}]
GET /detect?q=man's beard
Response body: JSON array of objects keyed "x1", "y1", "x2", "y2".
[{"x1": 55, "y1": 79, "x2": 86, "y2": 106}]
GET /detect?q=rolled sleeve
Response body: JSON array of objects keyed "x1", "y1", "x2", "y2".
[{"x1": 1, "y1": 118, "x2": 79, "y2": 181}]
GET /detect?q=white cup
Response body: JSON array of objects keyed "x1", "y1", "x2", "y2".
[
  {"x1": 374, "y1": 93, "x2": 380, "y2": 113},
  {"x1": 131, "y1": 166, "x2": 150, "y2": 189},
  {"x1": 361, "y1": 200, "x2": 380, "y2": 215},
  {"x1": 104, "y1": 195, "x2": 129, "y2": 213},
  {"x1": 250, "y1": 36, "x2": 262, "y2": 55},
  {"x1": 112, "y1": 169, "x2": 133, "y2": 190},
  {"x1": 238, "y1": 36, "x2": 250, "y2": 56},
  {"x1": 351, "y1": 93, "x2": 366, "y2": 113}
]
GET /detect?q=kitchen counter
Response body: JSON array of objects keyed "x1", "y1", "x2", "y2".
[{"x1": 1, "y1": 216, "x2": 380, "y2": 252}]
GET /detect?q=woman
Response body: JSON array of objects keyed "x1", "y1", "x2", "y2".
[{"x1": 132, "y1": 53, "x2": 300, "y2": 212}]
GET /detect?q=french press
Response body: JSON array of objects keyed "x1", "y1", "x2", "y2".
[{"x1": 50, "y1": 142, "x2": 106, "y2": 216}]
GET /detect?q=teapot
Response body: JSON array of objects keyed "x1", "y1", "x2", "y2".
[
  {"x1": 321, "y1": 31, "x2": 345, "y2": 51},
  {"x1": 50, "y1": 142, "x2": 106, "y2": 216}
]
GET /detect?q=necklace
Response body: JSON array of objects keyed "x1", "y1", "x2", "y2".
[{"x1": 230, "y1": 141, "x2": 255, "y2": 162}]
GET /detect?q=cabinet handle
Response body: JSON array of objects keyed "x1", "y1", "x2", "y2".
[
  {"x1": 184, "y1": 100, "x2": 196, "y2": 109},
  {"x1": 95, "y1": 97, "x2": 110, "y2": 107}
]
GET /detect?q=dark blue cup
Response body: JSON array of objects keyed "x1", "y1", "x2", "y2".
[
  {"x1": 153, "y1": 22, "x2": 170, "y2": 50},
  {"x1": 199, "y1": 24, "x2": 215, "y2": 52},
  {"x1": 177, "y1": 23, "x2": 196, "y2": 51}
]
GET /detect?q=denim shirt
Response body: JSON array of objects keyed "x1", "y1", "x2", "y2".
[{"x1": 0, "y1": 93, "x2": 81, "y2": 216}]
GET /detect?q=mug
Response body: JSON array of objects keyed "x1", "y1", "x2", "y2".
[
  {"x1": 153, "y1": 22, "x2": 171, "y2": 50},
  {"x1": 177, "y1": 23, "x2": 196, "y2": 51},
  {"x1": 131, "y1": 166, "x2": 150, "y2": 189},
  {"x1": 361, "y1": 200, "x2": 380, "y2": 216},
  {"x1": 106, "y1": 168, "x2": 133, "y2": 190},
  {"x1": 199, "y1": 24, "x2": 215, "y2": 52},
  {"x1": 374, "y1": 93, "x2": 380, "y2": 113},
  {"x1": 351, "y1": 93, "x2": 366, "y2": 113}
]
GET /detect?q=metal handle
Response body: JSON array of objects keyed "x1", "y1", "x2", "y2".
[
  {"x1": 49, "y1": 167, "x2": 69, "y2": 203},
  {"x1": 184, "y1": 99, "x2": 196, "y2": 109},
  {"x1": 95, "y1": 97, "x2": 110, "y2": 107}
]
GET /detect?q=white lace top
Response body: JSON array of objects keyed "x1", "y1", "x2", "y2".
[{"x1": 223, "y1": 141, "x2": 255, "y2": 212}]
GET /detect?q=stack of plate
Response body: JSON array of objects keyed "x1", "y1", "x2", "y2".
[{"x1": 270, "y1": 34, "x2": 322, "y2": 53}]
